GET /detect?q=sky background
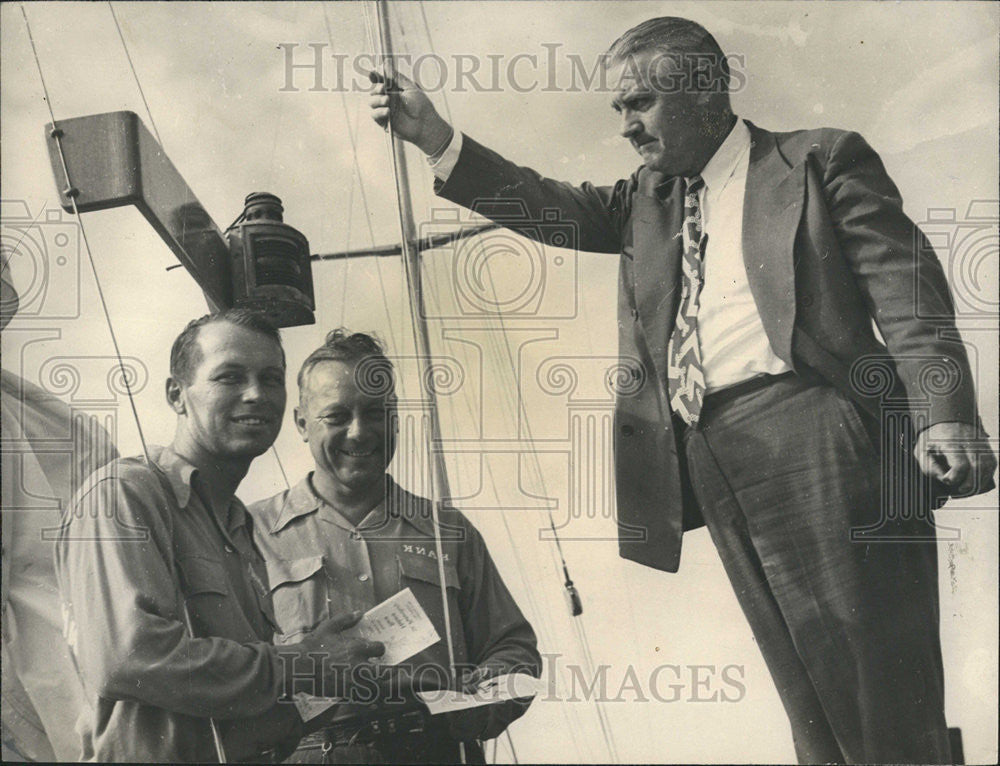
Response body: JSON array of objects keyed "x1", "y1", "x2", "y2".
[{"x1": 2, "y1": 2, "x2": 998, "y2": 762}]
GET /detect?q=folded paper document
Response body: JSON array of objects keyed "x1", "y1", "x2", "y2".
[
  {"x1": 294, "y1": 588, "x2": 440, "y2": 721},
  {"x1": 416, "y1": 673, "x2": 545, "y2": 715}
]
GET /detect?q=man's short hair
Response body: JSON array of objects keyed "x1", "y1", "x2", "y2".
[
  {"x1": 170, "y1": 308, "x2": 284, "y2": 383},
  {"x1": 606, "y1": 16, "x2": 731, "y2": 97},
  {"x1": 297, "y1": 328, "x2": 395, "y2": 400}
]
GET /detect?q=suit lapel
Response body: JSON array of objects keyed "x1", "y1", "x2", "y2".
[
  {"x1": 633, "y1": 173, "x2": 684, "y2": 389},
  {"x1": 629, "y1": 125, "x2": 807, "y2": 381},
  {"x1": 742, "y1": 122, "x2": 806, "y2": 367}
]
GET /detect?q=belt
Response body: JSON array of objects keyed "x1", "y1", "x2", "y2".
[
  {"x1": 703, "y1": 371, "x2": 800, "y2": 410},
  {"x1": 298, "y1": 708, "x2": 431, "y2": 751}
]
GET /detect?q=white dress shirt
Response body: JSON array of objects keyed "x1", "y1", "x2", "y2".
[
  {"x1": 694, "y1": 118, "x2": 790, "y2": 391},
  {"x1": 429, "y1": 119, "x2": 790, "y2": 392}
]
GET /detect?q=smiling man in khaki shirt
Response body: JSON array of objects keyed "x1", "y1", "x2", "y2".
[
  {"x1": 55, "y1": 310, "x2": 384, "y2": 763},
  {"x1": 250, "y1": 329, "x2": 540, "y2": 764}
]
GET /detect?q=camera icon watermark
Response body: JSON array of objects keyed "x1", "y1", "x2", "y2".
[
  {"x1": 1, "y1": 199, "x2": 82, "y2": 321},
  {"x1": 419, "y1": 201, "x2": 579, "y2": 321},
  {"x1": 916, "y1": 200, "x2": 998, "y2": 321}
]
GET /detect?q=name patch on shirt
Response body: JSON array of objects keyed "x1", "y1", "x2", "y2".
[{"x1": 401, "y1": 544, "x2": 449, "y2": 562}]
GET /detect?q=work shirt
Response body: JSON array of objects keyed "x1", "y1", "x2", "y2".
[
  {"x1": 249, "y1": 475, "x2": 541, "y2": 738},
  {"x1": 54, "y1": 445, "x2": 300, "y2": 763}
]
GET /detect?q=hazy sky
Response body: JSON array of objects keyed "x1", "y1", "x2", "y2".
[{"x1": 2, "y1": 2, "x2": 997, "y2": 762}]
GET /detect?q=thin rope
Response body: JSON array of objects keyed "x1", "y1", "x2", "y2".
[
  {"x1": 20, "y1": 1, "x2": 152, "y2": 465},
  {"x1": 480, "y1": 265, "x2": 578, "y2": 600},
  {"x1": 110, "y1": 0, "x2": 294, "y2": 511},
  {"x1": 22, "y1": 4, "x2": 230, "y2": 757},
  {"x1": 107, "y1": 2, "x2": 163, "y2": 146},
  {"x1": 371, "y1": 4, "x2": 463, "y2": 763},
  {"x1": 386, "y1": 11, "x2": 593, "y2": 760},
  {"x1": 108, "y1": 1, "x2": 213, "y2": 287},
  {"x1": 416, "y1": 280, "x2": 586, "y2": 762},
  {"x1": 504, "y1": 728, "x2": 520, "y2": 764},
  {"x1": 417, "y1": 3, "x2": 453, "y2": 124},
  {"x1": 271, "y1": 445, "x2": 292, "y2": 490},
  {"x1": 572, "y1": 616, "x2": 618, "y2": 761},
  {"x1": 440, "y1": 177, "x2": 612, "y2": 763},
  {"x1": 403, "y1": 6, "x2": 593, "y2": 753},
  {"x1": 323, "y1": 0, "x2": 398, "y2": 344},
  {"x1": 365, "y1": 4, "x2": 608, "y2": 760}
]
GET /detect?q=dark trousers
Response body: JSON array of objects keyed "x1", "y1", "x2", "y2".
[{"x1": 681, "y1": 375, "x2": 951, "y2": 764}]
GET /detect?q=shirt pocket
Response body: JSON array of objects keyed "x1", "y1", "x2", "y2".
[
  {"x1": 176, "y1": 556, "x2": 230, "y2": 636},
  {"x1": 265, "y1": 555, "x2": 329, "y2": 644}
]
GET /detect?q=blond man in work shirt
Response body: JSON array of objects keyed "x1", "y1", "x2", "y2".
[{"x1": 250, "y1": 329, "x2": 540, "y2": 764}]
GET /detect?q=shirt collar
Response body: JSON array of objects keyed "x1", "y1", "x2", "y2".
[
  {"x1": 147, "y1": 444, "x2": 198, "y2": 510},
  {"x1": 698, "y1": 117, "x2": 750, "y2": 194},
  {"x1": 269, "y1": 474, "x2": 323, "y2": 533},
  {"x1": 268, "y1": 472, "x2": 439, "y2": 538},
  {"x1": 149, "y1": 445, "x2": 250, "y2": 534},
  {"x1": 385, "y1": 478, "x2": 455, "y2": 539}
]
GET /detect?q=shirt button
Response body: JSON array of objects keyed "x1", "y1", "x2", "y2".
[{"x1": 358, "y1": 573, "x2": 370, "y2": 583}]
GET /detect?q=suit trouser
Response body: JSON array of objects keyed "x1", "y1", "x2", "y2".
[{"x1": 680, "y1": 374, "x2": 951, "y2": 764}]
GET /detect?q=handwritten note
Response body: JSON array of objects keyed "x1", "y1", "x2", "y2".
[
  {"x1": 293, "y1": 588, "x2": 440, "y2": 721},
  {"x1": 342, "y1": 587, "x2": 440, "y2": 666}
]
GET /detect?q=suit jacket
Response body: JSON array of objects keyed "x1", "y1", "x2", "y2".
[{"x1": 436, "y1": 122, "x2": 984, "y2": 573}]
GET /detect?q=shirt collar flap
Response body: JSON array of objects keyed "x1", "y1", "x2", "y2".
[
  {"x1": 150, "y1": 445, "x2": 197, "y2": 509},
  {"x1": 270, "y1": 475, "x2": 322, "y2": 533},
  {"x1": 699, "y1": 117, "x2": 750, "y2": 194}
]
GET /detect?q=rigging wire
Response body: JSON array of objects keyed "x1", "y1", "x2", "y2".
[
  {"x1": 504, "y1": 728, "x2": 520, "y2": 765},
  {"x1": 20, "y1": 1, "x2": 152, "y2": 466},
  {"x1": 107, "y1": 1, "x2": 163, "y2": 146},
  {"x1": 384, "y1": 52, "x2": 586, "y2": 766},
  {"x1": 322, "y1": 0, "x2": 399, "y2": 344},
  {"x1": 478, "y1": 267, "x2": 618, "y2": 762},
  {"x1": 417, "y1": 3, "x2": 453, "y2": 122},
  {"x1": 26, "y1": 6, "x2": 232, "y2": 759},
  {"x1": 369, "y1": 6, "x2": 464, "y2": 764},
  {"x1": 337, "y1": 102, "x2": 358, "y2": 326},
  {"x1": 109, "y1": 0, "x2": 292, "y2": 493},
  {"x1": 411, "y1": 0, "x2": 585, "y2": 628},
  {"x1": 398, "y1": 4, "x2": 608, "y2": 759}
]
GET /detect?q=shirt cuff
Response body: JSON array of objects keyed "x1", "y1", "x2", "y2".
[{"x1": 428, "y1": 130, "x2": 463, "y2": 181}]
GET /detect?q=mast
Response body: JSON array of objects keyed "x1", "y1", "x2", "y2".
[
  {"x1": 372, "y1": 9, "x2": 466, "y2": 763},
  {"x1": 374, "y1": 0, "x2": 453, "y2": 509}
]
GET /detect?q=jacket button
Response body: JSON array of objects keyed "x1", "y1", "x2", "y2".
[
  {"x1": 358, "y1": 573, "x2": 370, "y2": 583},
  {"x1": 801, "y1": 295, "x2": 814, "y2": 308},
  {"x1": 630, "y1": 308, "x2": 639, "y2": 320},
  {"x1": 621, "y1": 424, "x2": 634, "y2": 436}
]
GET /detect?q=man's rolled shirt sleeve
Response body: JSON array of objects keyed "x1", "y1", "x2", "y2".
[{"x1": 56, "y1": 473, "x2": 285, "y2": 721}]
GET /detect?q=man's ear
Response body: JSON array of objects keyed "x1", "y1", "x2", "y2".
[
  {"x1": 166, "y1": 377, "x2": 186, "y2": 415},
  {"x1": 294, "y1": 404, "x2": 309, "y2": 441}
]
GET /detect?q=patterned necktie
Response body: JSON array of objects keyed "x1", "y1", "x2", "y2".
[{"x1": 667, "y1": 175, "x2": 707, "y2": 426}]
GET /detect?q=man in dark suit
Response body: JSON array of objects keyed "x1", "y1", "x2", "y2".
[{"x1": 369, "y1": 16, "x2": 996, "y2": 764}]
